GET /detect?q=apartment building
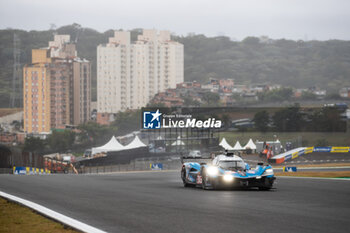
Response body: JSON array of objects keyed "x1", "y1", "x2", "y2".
[
  {"x1": 97, "y1": 29, "x2": 184, "y2": 113},
  {"x1": 23, "y1": 35, "x2": 91, "y2": 133},
  {"x1": 23, "y1": 50, "x2": 52, "y2": 133}
]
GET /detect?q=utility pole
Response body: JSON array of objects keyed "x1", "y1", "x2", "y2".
[{"x1": 10, "y1": 33, "x2": 21, "y2": 108}]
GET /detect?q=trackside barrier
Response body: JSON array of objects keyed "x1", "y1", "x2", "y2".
[
  {"x1": 13, "y1": 166, "x2": 50, "y2": 175},
  {"x1": 269, "y1": 146, "x2": 349, "y2": 164},
  {"x1": 313, "y1": 147, "x2": 332, "y2": 152},
  {"x1": 304, "y1": 147, "x2": 314, "y2": 154},
  {"x1": 331, "y1": 147, "x2": 350, "y2": 153},
  {"x1": 269, "y1": 147, "x2": 306, "y2": 164}
]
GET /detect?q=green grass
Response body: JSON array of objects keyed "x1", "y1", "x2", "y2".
[
  {"x1": 218, "y1": 131, "x2": 350, "y2": 147},
  {"x1": 0, "y1": 198, "x2": 78, "y2": 233}
]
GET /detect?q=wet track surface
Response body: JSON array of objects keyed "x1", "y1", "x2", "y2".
[{"x1": 1, "y1": 172, "x2": 350, "y2": 233}]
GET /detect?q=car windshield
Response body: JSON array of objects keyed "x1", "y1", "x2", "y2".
[{"x1": 218, "y1": 161, "x2": 245, "y2": 171}]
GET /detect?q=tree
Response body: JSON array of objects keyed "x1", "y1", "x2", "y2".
[
  {"x1": 77, "y1": 122, "x2": 115, "y2": 146},
  {"x1": 220, "y1": 114, "x2": 231, "y2": 130},
  {"x1": 242, "y1": 37, "x2": 261, "y2": 48},
  {"x1": 301, "y1": 91, "x2": 317, "y2": 100},
  {"x1": 23, "y1": 137, "x2": 46, "y2": 153},
  {"x1": 260, "y1": 87, "x2": 294, "y2": 102},
  {"x1": 310, "y1": 107, "x2": 345, "y2": 132},
  {"x1": 202, "y1": 92, "x2": 220, "y2": 106},
  {"x1": 183, "y1": 96, "x2": 200, "y2": 107},
  {"x1": 272, "y1": 105, "x2": 304, "y2": 132},
  {"x1": 47, "y1": 130, "x2": 76, "y2": 152},
  {"x1": 111, "y1": 110, "x2": 141, "y2": 136},
  {"x1": 253, "y1": 110, "x2": 270, "y2": 132}
]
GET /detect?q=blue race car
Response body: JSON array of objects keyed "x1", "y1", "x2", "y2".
[{"x1": 181, "y1": 152, "x2": 276, "y2": 190}]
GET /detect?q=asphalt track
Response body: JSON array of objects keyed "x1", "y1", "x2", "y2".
[{"x1": 1, "y1": 172, "x2": 350, "y2": 233}]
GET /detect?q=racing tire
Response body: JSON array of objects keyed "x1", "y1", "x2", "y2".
[
  {"x1": 181, "y1": 167, "x2": 190, "y2": 187},
  {"x1": 258, "y1": 178, "x2": 273, "y2": 191},
  {"x1": 201, "y1": 169, "x2": 210, "y2": 190}
]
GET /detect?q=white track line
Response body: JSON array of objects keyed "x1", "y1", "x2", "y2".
[
  {"x1": 0, "y1": 191, "x2": 107, "y2": 233},
  {"x1": 276, "y1": 176, "x2": 350, "y2": 181}
]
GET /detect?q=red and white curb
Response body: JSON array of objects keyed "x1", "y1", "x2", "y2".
[{"x1": 0, "y1": 191, "x2": 107, "y2": 233}]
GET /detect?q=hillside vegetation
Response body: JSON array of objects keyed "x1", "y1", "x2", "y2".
[{"x1": 1, "y1": 24, "x2": 350, "y2": 107}]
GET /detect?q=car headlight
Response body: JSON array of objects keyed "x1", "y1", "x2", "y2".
[
  {"x1": 264, "y1": 168, "x2": 274, "y2": 176},
  {"x1": 207, "y1": 166, "x2": 219, "y2": 176},
  {"x1": 223, "y1": 174, "x2": 234, "y2": 182}
]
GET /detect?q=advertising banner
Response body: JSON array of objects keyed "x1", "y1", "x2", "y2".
[
  {"x1": 313, "y1": 147, "x2": 332, "y2": 152},
  {"x1": 304, "y1": 147, "x2": 314, "y2": 154},
  {"x1": 331, "y1": 147, "x2": 349, "y2": 153},
  {"x1": 13, "y1": 167, "x2": 49, "y2": 175},
  {"x1": 283, "y1": 167, "x2": 297, "y2": 172},
  {"x1": 150, "y1": 163, "x2": 163, "y2": 170},
  {"x1": 13, "y1": 167, "x2": 27, "y2": 175},
  {"x1": 292, "y1": 152, "x2": 299, "y2": 159}
]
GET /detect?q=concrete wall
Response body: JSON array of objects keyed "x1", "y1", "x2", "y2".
[{"x1": 78, "y1": 155, "x2": 182, "y2": 174}]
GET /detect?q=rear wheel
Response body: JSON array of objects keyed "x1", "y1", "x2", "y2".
[
  {"x1": 181, "y1": 167, "x2": 189, "y2": 187},
  {"x1": 259, "y1": 177, "x2": 273, "y2": 190}
]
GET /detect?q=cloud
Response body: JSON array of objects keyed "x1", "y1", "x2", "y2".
[{"x1": 0, "y1": 0, "x2": 349, "y2": 40}]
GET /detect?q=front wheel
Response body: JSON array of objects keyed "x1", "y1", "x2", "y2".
[{"x1": 201, "y1": 169, "x2": 211, "y2": 190}]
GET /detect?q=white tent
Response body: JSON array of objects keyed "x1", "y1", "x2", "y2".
[
  {"x1": 232, "y1": 141, "x2": 244, "y2": 150},
  {"x1": 244, "y1": 138, "x2": 256, "y2": 150},
  {"x1": 124, "y1": 136, "x2": 147, "y2": 149},
  {"x1": 172, "y1": 136, "x2": 185, "y2": 146},
  {"x1": 219, "y1": 138, "x2": 234, "y2": 150},
  {"x1": 91, "y1": 136, "x2": 125, "y2": 155}
]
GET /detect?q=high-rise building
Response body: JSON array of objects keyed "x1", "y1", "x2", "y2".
[
  {"x1": 97, "y1": 29, "x2": 184, "y2": 113},
  {"x1": 23, "y1": 35, "x2": 91, "y2": 133},
  {"x1": 72, "y1": 59, "x2": 91, "y2": 125}
]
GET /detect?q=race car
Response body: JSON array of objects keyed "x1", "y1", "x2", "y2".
[{"x1": 181, "y1": 151, "x2": 276, "y2": 190}]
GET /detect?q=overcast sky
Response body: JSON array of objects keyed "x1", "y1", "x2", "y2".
[{"x1": 1, "y1": 0, "x2": 349, "y2": 41}]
